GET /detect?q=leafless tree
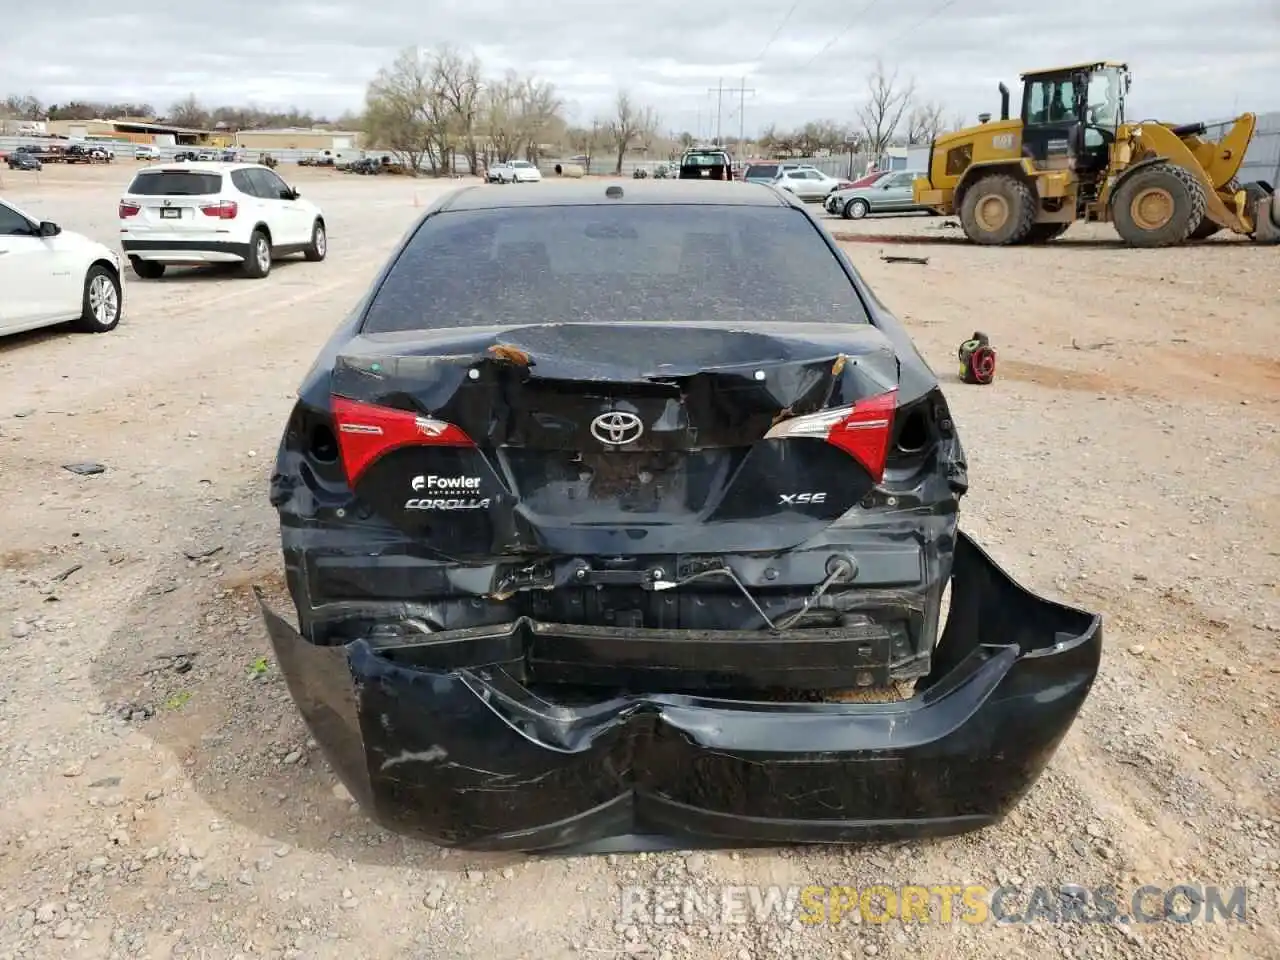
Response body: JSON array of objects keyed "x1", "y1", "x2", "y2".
[
  {"x1": 363, "y1": 47, "x2": 448, "y2": 173},
  {"x1": 515, "y1": 76, "x2": 563, "y2": 163},
  {"x1": 906, "y1": 101, "x2": 946, "y2": 145},
  {"x1": 857, "y1": 59, "x2": 915, "y2": 158},
  {"x1": 606, "y1": 90, "x2": 658, "y2": 174},
  {"x1": 949, "y1": 112, "x2": 969, "y2": 132},
  {"x1": 168, "y1": 94, "x2": 207, "y2": 128},
  {"x1": 567, "y1": 119, "x2": 603, "y2": 171},
  {"x1": 2, "y1": 95, "x2": 44, "y2": 120},
  {"x1": 434, "y1": 45, "x2": 484, "y2": 175}
]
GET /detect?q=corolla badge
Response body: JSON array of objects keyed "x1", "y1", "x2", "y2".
[{"x1": 590, "y1": 411, "x2": 644, "y2": 445}]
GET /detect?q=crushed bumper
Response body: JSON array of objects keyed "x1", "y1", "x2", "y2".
[{"x1": 257, "y1": 531, "x2": 1101, "y2": 853}]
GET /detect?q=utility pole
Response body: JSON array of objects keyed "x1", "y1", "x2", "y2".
[
  {"x1": 707, "y1": 79, "x2": 724, "y2": 145},
  {"x1": 709, "y1": 78, "x2": 755, "y2": 148},
  {"x1": 737, "y1": 75, "x2": 755, "y2": 148}
]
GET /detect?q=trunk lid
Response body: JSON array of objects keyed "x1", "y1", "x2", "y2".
[
  {"x1": 123, "y1": 168, "x2": 225, "y2": 235},
  {"x1": 329, "y1": 322, "x2": 903, "y2": 556}
]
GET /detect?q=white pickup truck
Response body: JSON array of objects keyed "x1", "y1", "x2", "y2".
[{"x1": 486, "y1": 160, "x2": 542, "y2": 184}]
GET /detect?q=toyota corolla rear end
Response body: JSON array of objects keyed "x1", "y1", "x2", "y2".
[{"x1": 261, "y1": 183, "x2": 1101, "y2": 852}]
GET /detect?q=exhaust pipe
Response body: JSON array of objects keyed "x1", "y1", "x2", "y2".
[{"x1": 998, "y1": 83, "x2": 1010, "y2": 121}]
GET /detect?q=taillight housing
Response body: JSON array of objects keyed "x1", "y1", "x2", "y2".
[
  {"x1": 119, "y1": 201, "x2": 140, "y2": 218},
  {"x1": 764, "y1": 390, "x2": 897, "y2": 483},
  {"x1": 200, "y1": 200, "x2": 238, "y2": 219},
  {"x1": 330, "y1": 396, "x2": 474, "y2": 485}
]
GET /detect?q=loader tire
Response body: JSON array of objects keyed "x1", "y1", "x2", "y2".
[
  {"x1": 1188, "y1": 213, "x2": 1222, "y2": 239},
  {"x1": 1024, "y1": 222, "x2": 1070, "y2": 244},
  {"x1": 959, "y1": 174, "x2": 1036, "y2": 245},
  {"x1": 1111, "y1": 162, "x2": 1205, "y2": 247}
]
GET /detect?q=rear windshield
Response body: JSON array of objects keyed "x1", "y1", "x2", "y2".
[
  {"x1": 682, "y1": 153, "x2": 729, "y2": 167},
  {"x1": 745, "y1": 164, "x2": 779, "y2": 178},
  {"x1": 361, "y1": 204, "x2": 869, "y2": 333},
  {"x1": 127, "y1": 171, "x2": 222, "y2": 196}
]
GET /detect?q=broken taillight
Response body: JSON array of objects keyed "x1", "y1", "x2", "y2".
[
  {"x1": 764, "y1": 390, "x2": 897, "y2": 482},
  {"x1": 330, "y1": 396, "x2": 474, "y2": 485}
]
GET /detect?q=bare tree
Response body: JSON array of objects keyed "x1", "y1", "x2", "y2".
[
  {"x1": 606, "y1": 90, "x2": 658, "y2": 174},
  {"x1": 515, "y1": 76, "x2": 562, "y2": 163},
  {"x1": 906, "y1": 101, "x2": 946, "y2": 145},
  {"x1": 168, "y1": 94, "x2": 207, "y2": 128},
  {"x1": 857, "y1": 60, "x2": 915, "y2": 158},
  {"x1": 363, "y1": 47, "x2": 448, "y2": 173},
  {"x1": 480, "y1": 73, "x2": 522, "y2": 165},
  {"x1": 2, "y1": 95, "x2": 44, "y2": 120},
  {"x1": 567, "y1": 119, "x2": 603, "y2": 171},
  {"x1": 434, "y1": 45, "x2": 484, "y2": 175},
  {"x1": 948, "y1": 112, "x2": 969, "y2": 132}
]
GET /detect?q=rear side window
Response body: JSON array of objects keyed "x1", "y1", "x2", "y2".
[
  {"x1": 230, "y1": 170, "x2": 257, "y2": 196},
  {"x1": 361, "y1": 204, "x2": 869, "y2": 333},
  {"x1": 127, "y1": 171, "x2": 222, "y2": 196}
]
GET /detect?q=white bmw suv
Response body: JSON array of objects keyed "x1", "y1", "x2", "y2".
[{"x1": 118, "y1": 162, "x2": 326, "y2": 279}]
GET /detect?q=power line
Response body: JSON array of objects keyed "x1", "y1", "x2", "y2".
[
  {"x1": 754, "y1": 0, "x2": 802, "y2": 62},
  {"x1": 800, "y1": 0, "x2": 959, "y2": 71},
  {"x1": 799, "y1": 0, "x2": 882, "y2": 70},
  {"x1": 706, "y1": 78, "x2": 755, "y2": 144},
  {"x1": 875, "y1": 0, "x2": 960, "y2": 56}
]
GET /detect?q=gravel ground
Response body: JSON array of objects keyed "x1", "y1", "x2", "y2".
[{"x1": 0, "y1": 166, "x2": 1276, "y2": 960}]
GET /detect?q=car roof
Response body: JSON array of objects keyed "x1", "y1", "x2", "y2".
[
  {"x1": 132, "y1": 161, "x2": 263, "y2": 175},
  {"x1": 438, "y1": 180, "x2": 795, "y2": 211}
]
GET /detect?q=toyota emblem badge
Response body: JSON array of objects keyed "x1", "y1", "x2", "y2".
[{"x1": 590, "y1": 411, "x2": 644, "y2": 445}]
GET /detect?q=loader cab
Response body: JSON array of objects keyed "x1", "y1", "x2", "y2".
[{"x1": 1020, "y1": 61, "x2": 1129, "y2": 181}]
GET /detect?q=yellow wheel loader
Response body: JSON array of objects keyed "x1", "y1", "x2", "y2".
[{"x1": 911, "y1": 61, "x2": 1280, "y2": 247}]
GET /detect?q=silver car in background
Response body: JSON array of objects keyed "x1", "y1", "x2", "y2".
[{"x1": 825, "y1": 170, "x2": 933, "y2": 219}]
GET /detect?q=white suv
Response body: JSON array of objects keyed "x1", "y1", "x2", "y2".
[{"x1": 117, "y1": 162, "x2": 326, "y2": 279}]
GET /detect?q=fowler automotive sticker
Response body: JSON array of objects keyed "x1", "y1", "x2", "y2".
[
  {"x1": 406, "y1": 474, "x2": 490, "y2": 510},
  {"x1": 412, "y1": 474, "x2": 481, "y2": 491}
]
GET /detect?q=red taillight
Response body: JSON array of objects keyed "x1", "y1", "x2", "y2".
[
  {"x1": 330, "y1": 396, "x2": 474, "y2": 485},
  {"x1": 200, "y1": 200, "x2": 238, "y2": 220},
  {"x1": 119, "y1": 201, "x2": 140, "y2": 218},
  {"x1": 764, "y1": 390, "x2": 897, "y2": 483}
]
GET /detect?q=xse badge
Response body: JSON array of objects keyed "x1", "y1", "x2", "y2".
[
  {"x1": 405, "y1": 474, "x2": 491, "y2": 511},
  {"x1": 779, "y1": 492, "x2": 827, "y2": 505}
]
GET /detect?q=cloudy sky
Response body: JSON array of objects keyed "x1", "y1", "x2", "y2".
[{"x1": 3, "y1": 0, "x2": 1279, "y2": 134}]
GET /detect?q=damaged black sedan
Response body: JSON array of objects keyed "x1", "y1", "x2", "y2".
[{"x1": 262, "y1": 180, "x2": 1101, "y2": 853}]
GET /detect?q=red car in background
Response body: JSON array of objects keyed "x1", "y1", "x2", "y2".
[{"x1": 847, "y1": 169, "x2": 892, "y2": 189}]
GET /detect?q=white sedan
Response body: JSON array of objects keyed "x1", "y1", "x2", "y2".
[
  {"x1": 0, "y1": 197, "x2": 124, "y2": 337},
  {"x1": 771, "y1": 168, "x2": 849, "y2": 202}
]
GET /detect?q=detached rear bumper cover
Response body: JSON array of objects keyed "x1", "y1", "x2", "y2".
[{"x1": 257, "y1": 531, "x2": 1101, "y2": 852}]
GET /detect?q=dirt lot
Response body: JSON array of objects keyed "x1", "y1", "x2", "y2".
[{"x1": 0, "y1": 163, "x2": 1277, "y2": 960}]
